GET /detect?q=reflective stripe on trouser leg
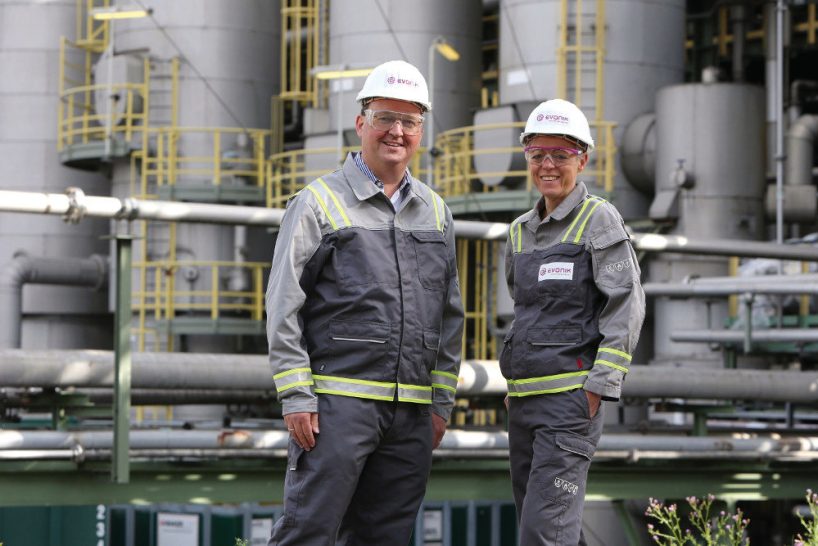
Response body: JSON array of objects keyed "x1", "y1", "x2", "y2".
[
  {"x1": 508, "y1": 389, "x2": 604, "y2": 546},
  {"x1": 268, "y1": 395, "x2": 432, "y2": 546}
]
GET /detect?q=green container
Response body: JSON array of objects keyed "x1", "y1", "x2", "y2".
[{"x1": 0, "y1": 505, "x2": 107, "y2": 546}]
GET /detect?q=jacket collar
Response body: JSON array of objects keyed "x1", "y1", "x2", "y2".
[
  {"x1": 525, "y1": 181, "x2": 588, "y2": 232},
  {"x1": 341, "y1": 153, "x2": 428, "y2": 206}
]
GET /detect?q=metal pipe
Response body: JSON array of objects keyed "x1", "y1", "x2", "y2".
[
  {"x1": 4, "y1": 351, "x2": 818, "y2": 403},
  {"x1": 786, "y1": 114, "x2": 818, "y2": 187},
  {"x1": 113, "y1": 235, "x2": 132, "y2": 483},
  {"x1": 683, "y1": 273, "x2": 818, "y2": 285},
  {"x1": 0, "y1": 351, "x2": 505, "y2": 394},
  {"x1": 644, "y1": 281, "x2": 818, "y2": 296},
  {"x1": 5, "y1": 430, "x2": 818, "y2": 462},
  {"x1": 624, "y1": 365, "x2": 818, "y2": 402},
  {"x1": 671, "y1": 328, "x2": 818, "y2": 344},
  {"x1": 775, "y1": 0, "x2": 786, "y2": 245},
  {"x1": 730, "y1": 5, "x2": 745, "y2": 82},
  {"x1": 628, "y1": 232, "x2": 818, "y2": 261},
  {"x1": 0, "y1": 254, "x2": 108, "y2": 348},
  {"x1": 4, "y1": 189, "x2": 818, "y2": 261},
  {"x1": 0, "y1": 189, "x2": 285, "y2": 227}
]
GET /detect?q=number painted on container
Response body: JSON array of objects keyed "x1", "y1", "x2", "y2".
[{"x1": 96, "y1": 504, "x2": 106, "y2": 545}]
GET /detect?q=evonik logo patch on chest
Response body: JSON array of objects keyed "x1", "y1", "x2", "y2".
[{"x1": 538, "y1": 261, "x2": 574, "y2": 282}]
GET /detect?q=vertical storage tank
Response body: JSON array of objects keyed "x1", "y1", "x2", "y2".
[
  {"x1": 498, "y1": 0, "x2": 686, "y2": 218},
  {"x1": 109, "y1": 1, "x2": 279, "y2": 355},
  {"x1": 0, "y1": 1, "x2": 111, "y2": 349},
  {"x1": 324, "y1": 0, "x2": 483, "y2": 155},
  {"x1": 650, "y1": 83, "x2": 766, "y2": 364}
]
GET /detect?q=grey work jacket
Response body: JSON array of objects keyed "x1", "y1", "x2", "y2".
[
  {"x1": 266, "y1": 154, "x2": 464, "y2": 420},
  {"x1": 502, "y1": 182, "x2": 645, "y2": 401}
]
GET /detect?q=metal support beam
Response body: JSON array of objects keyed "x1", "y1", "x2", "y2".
[{"x1": 112, "y1": 235, "x2": 133, "y2": 484}]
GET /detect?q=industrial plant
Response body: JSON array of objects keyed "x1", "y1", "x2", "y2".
[{"x1": 1, "y1": 0, "x2": 818, "y2": 544}]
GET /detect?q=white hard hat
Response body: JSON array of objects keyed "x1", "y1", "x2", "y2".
[
  {"x1": 519, "y1": 99, "x2": 594, "y2": 152},
  {"x1": 356, "y1": 60, "x2": 432, "y2": 112}
]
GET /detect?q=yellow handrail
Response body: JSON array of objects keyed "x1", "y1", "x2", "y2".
[
  {"x1": 280, "y1": 0, "x2": 320, "y2": 106},
  {"x1": 132, "y1": 260, "x2": 270, "y2": 324},
  {"x1": 76, "y1": 0, "x2": 109, "y2": 52},
  {"x1": 136, "y1": 127, "x2": 272, "y2": 199}
]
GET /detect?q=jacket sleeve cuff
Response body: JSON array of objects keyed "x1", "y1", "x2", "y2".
[
  {"x1": 583, "y1": 378, "x2": 621, "y2": 402},
  {"x1": 281, "y1": 394, "x2": 319, "y2": 415},
  {"x1": 432, "y1": 402, "x2": 453, "y2": 422}
]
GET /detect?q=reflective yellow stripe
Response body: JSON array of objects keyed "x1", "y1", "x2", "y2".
[
  {"x1": 598, "y1": 347, "x2": 632, "y2": 361},
  {"x1": 398, "y1": 383, "x2": 433, "y2": 404},
  {"x1": 510, "y1": 221, "x2": 523, "y2": 253},
  {"x1": 432, "y1": 382, "x2": 457, "y2": 393},
  {"x1": 507, "y1": 370, "x2": 589, "y2": 397},
  {"x1": 431, "y1": 370, "x2": 458, "y2": 393},
  {"x1": 273, "y1": 367, "x2": 312, "y2": 380},
  {"x1": 594, "y1": 359, "x2": 629, "y2": 373},
  {"x1": 507, "y1": 384, "x2": 585, "y2": 397},
  {"x1": 431, "y1": 370, "x2": 458, "y2": 381},
  {"x1": 508, "y1": 370, "x2": 588, "y2": 385},
  {"x1": 431, "y1": 192, "x2": 443, "y2": 232},
  {"x1": 399, "y1": 384, "x2": 432, "y2": 392},
  {"x1": 572, "y1": 199, "x2": 604, "y2": 243},
  {"x1": 561, "y1": 198, "x2": 594, "y2": 242},
  {"x1": 317, "y1": 178, "x2": 351, "y2": 227},
  {"x1": 278, "y1": 380, "x2": 315, "y2": 392},
  {"x1": 313, "y1": 375, "x2": 394, "y2": 388},
  {"x1": 314, "y1": 389, "x2": 394, "y2": 401},
  {"x1": 313, "y1": 374, "x2": 396, "y2": 401},
  {"x1": 306, "y1": 185, "x2": 338, "y2": 230}
]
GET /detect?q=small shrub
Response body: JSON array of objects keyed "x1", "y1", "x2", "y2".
[
  {"x1": 645, "y1": 494, "x2": 750, "y2": 545},
  {"x1": 795, "y1": 489, "x2": 818, "y2": 546},
  {"x1": 235, "y1": 538, "x2": 248, "y2": 546}
]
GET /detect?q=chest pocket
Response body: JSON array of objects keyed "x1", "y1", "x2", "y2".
[
  {"x1": 513, "y1": 244, "x2": 584, "y2": 304},
  {"x1": 411, "y1": 231, "x2": 449, "y2": 291},
  {"x1": 536, "y1": 244, "x2": 584, "y2": 298},
  {"x1": 334, "y1": 228, "x2": 399, "y2": 288}
]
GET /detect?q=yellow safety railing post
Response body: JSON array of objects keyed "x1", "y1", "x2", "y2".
[
  {"x1": 213, "y1": 130, "x2": 222, "y2": 186},
  {"x1": 211, "y1": 264, "x2": 219, "y2": 319},
  {"x1": 254, "y1": 265, "x2": 264, "y2": 320},
  {"x1": 255, "y1": 131, "x2": 266, "y2": 188}
]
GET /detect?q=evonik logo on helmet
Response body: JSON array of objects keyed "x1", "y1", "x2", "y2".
[
  {"x1": 538, "y1": 113, "x2": 569, "y2": 124},
  {"x1": 385, "y1": 75, "x2": 419, "y2": 87}
]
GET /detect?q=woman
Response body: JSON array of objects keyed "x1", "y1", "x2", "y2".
[{"x1": 502, "y1": 99, "x2": 645, "y2": 545}]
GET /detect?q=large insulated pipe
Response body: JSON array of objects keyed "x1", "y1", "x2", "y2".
[
  {"x1": 3, "y1": 429, "x2": 818, "y2": 463},
  {"x1": 643, "y1": 281, "x2": 818, "y2": 296},
  {"x1": 0, "y1": 255, "x2": 108, "y2": 348},
  {"x1": 3, "y1": 351, "x2": 818, "y2": 403},
  {"x1": 0, "y1": 189, "x2": 286, "y2": 227},
  {"x1": 4, "y1": 189, "x2": 818, "y2": 260},
  {"x1": 672, "y1": 329, "x2": 818, "y2": 344},
  {"x1": 786, "y1": 115, "x2": 818, "y2": 186}
]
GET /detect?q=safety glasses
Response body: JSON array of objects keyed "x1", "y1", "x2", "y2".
[
  {"x1": 524, "y1": 146, "x2": 583, "y2": 167},
  {"x1": 364, "y1": 109, "x2": 425, "y2": 135}
]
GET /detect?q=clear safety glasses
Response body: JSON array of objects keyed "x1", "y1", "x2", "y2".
[
  {"x1": 364, "y1": 109, "x2": 425, "y2": 135},
  {"x1": 524, "y1": 146, "x2": 583, "y2": 167}
]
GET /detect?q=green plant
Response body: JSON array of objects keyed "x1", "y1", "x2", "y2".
[
  {"x1": 645, "y1": 494, "x2": 750, "y2": 545},
  {"x1": 234, "y1": 538, "x2": 248, "y2": 546},
  {"x1": 795, "y1": 489, "x2": 818, "y2": 546}
]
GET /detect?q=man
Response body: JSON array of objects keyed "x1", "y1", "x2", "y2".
[
  {"x1": 502, "y1": 99, "x2": 645, "y2": 545},
  {"x1": 265, "y1": 59, "x2": 464, "y2": 546}
]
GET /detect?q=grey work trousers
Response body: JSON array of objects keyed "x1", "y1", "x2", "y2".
[
  {"x1": 508, "y1": 389, "x2": 604, "y2": 546},
  {"x1": 268, "y1": 395, "x2": 434, "y2": 546}
]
